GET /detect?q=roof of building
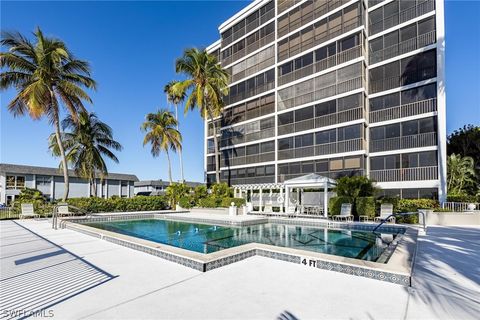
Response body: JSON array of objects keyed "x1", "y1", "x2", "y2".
[
  {"x1": 0, "y1": 163, "x2": 139, "y2": 181},
  {"x1": 134, "y1": 180, "x2": 204, "y2": 188}
]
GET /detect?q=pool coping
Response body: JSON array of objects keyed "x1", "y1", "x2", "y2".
[{"x1": 60, "y1": 212, "x2": 418, "y2": 286}]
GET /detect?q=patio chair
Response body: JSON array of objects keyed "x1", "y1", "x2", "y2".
[
  {"x1": 333, "y1": 203, "x2": 353, "y2": 222},
  {"x1": 286, "y1": 205, "x2": 298, "y2": 218},
  {"x1": 263, "y1": 204, "x2": 273, "y2": 213},
  {"x1": 20, "y1": 203, "x2": 40, "y2": 219},
  {"x1": 56, "y1": 203, "x2": 73, "y2": 217},
  {"x1": 374, "y1": 203, "x2": 395, "y2": 224}
]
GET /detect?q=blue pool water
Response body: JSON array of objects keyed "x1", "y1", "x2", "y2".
[{"x1": 86, "y1": 219, "x2": 400, "y2": 261}]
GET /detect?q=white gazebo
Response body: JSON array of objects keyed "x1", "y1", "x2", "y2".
[{"x1": 283, "y1": 173, "x2": 336, "y2": 217}]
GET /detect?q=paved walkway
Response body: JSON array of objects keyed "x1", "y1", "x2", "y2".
[{"x1": 0, "y1": 220, "x2": 478, "y2": 319}]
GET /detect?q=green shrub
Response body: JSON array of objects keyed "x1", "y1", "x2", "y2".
[
  {"x1": 165, "y1": 183, "x2": 191, "y2": 207},
  {"x1": 220, "y1": 197, "x2": 246, "y2": 208},
  {"x1": 447, "y1": 194, "x2": 478, "y2": 203},
  {"x1": 328, "y1": 196, "x2": 352, "y2": 216},
  {"x1": 12, "y1": 188, "x2": 54, "y2": 216},
  {"x1": 198, "y1": 196, "x2": 220, "y2": 208},
  {"x1": 178, "y1": 196, "x2": 194, "y2": 209},
  {"x1": 356, "y1": 197, "x2": 376, "y2": 219},
  {"x1": 66, "y1": 196, "x2": 169, "y2": 213},
  {"x1": 211, "y1": 183, "x2": 232, "y2": 198},
  {"x1": 192, "y1": 185, "x2": 208, "y2": 204},
  {"x1": 396, "y1": 199, "x2": 439, "y2": 213}
]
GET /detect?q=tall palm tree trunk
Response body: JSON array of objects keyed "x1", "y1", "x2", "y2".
[
  {"x1": 207, "y1": 109, "x2": 221, "y2": 183},
  {"x1": 166, "y1": 149, "x2": 173, "y2": 184},
  {"x1": 50, "y1": 92, "x2": 69, "y2": 201},
  {"x1": 174, "y1": 103, "x2": 185, "y2": 182}
]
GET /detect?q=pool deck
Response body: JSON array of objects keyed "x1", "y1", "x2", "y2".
[{"x1": 1, "y1": 219, "x2": 479, "y2": 319}]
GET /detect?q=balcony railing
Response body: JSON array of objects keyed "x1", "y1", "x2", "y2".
[
  {"x1": 370, "y1": 30, "x2": 436, "y2": 64},
  {"x1": 222, "y1": 31, "x2": 275, "y2": 67},
  {"x1": 369, "y1": 0, "x2": 435, "y2": 36},
  {"x1": 225, "y1": 81, "x2": 275, "y2": 105},
  {"x1": 221, "y1": 151, "x2": 275, "y2": 168},
  {"x1": 370, "y1": 132, "x2": 437, "y2": 152},
  {"x1": 231, "y1": 54, "x2": 275, "y2": 83},
  {"x1": 220, "y1": 127, "x2": 275, "y2": 147},
  {"x1": 370, "y1": 166, "x2": 438, "y2": 182},
  {"x1": 222, "y1": 6, "x2": 275, "y2": 46},
  {"x1": 227, "y1": 176, "x2": 275, "y2": 185},
  {"x1": 369, "y1": 98, "x2": 437, "y2": 123},
  {"x1": 278, "y1": 45, "x2": 363, "y2": 86},
  {"x1": 278, "y1": 138, "x2": 364, "y2": 160},
  {"x1": 278, "y1": 107, "x2": 364, "y2": 135},
  {"x1": 279, "y1": 75, "x2": 364, "y2": 110}
]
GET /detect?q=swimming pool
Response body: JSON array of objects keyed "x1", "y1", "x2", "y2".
[{"x1": 86, "y1": 219, "x2": 401, "y2": 262}]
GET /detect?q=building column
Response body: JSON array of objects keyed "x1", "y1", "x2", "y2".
[
  {"x1": 32, "y1": 174, "x2": 36, "y2": 189},
  {"x1": 0, "y1": 174, "x2": 6, "y2": 204},
  {"x1": 324, "y1": 181, "x2": 328, "y2": 218},
  {"x1": 279, "y1": 187, "x2": 284, "y2": 212},
  {"x1": 50, "y1": 175, "x2": 55, "y2": 201},
  {"x1": 284, "y1": 186, "x2": 289, "y2": 211},
  {"x1": 436, "y1": 0, "x2": 447, "y2": 203},
  {"x1": 259, "y1": 188, "x2": 263, "y2": 212},
  {"x1": 105, "y1": 179, "x2": 108, "y2": 198}
]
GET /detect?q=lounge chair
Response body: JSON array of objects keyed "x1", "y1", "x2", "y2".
[
  {"x1": 56, "y1": 203, "x2": 73, "y2": 217},
  {"x1": 20, "y1": 203, "x2": 40, "y2": 219},
  {"x1": 286, "y1": 205, "x2": 297, "y2": 218},
  {"x1": 333, "y1": 203, "x2": 353, "y2": 222},
  {"x1": 263, "y1": 204, "x2": 273, "y2": 213},
  {"x1": 374, "y1": 203, "x2": 395, "y2": 223}
]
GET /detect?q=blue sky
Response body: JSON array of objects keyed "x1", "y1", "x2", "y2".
[{"x1": 1, "y1": 0, "x2": 479, "y2": 182}]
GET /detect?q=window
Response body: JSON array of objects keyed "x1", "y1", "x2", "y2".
[
  {"x1": 329, "y1": 159, "x2": 343, "y2": 170},
  {"x1": 261, "y1": 141, "x2": 275, "y2": 153},
  {"x1": 385, "y1": 123, "x2": 400, "y2": 138},
  {"x1": 295, "y1": 133, "x2": 314, "y2": 148},
  {"x1": 37, "y1": 176, "x2": 51, "y2": 187},
  {"x1": 315, "y1": 129, "x2": 336, "y2": 144},
  {"x1": 279, "y1": 137, "x2": 294, "y2": 150},
  {"x1": 315, "y1": 100, "x2": 336, "y2": 116},
  {"x1": 371, "y1": 157, "x2": 384, "y2": 170},
  {"x1": 6, "y1": 175, "x2": 25, "y2": 189},
  {"x1": 419, "y1": 117, "x2": 436, "y2": 133},
  {"x1": 278, "y1": 112, "x2": 294, "y2": 125},
  {"x1": 295, "y1": 106, "x2": 313, "y2": 122},
  {"x1": 344, "y1": 157, "x2": 361, "y2": 169},
  {"x1": 419, "y1": 151, "x2": 437, "y2": 166},
  {"x1": 402, "y1": 120, "x2": 419, "y2": 136},
  {"x1": 265, "y1": 165, "x2": 275, "y2": 175}
]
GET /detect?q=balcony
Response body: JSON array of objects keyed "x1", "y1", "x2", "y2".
[
  {"x1": 279, "y1": 75, "x2": 364, "y2": 110},
  {"x1": 222, "y1": 32, "x2": 275, "y2": 67},
  {"x1": 225, "y1": 81, "x2": 275, "y2": 106},
  {"x1": 369, "y1": 132, "x2": 437, "y2": 153},
  {"x1": 369, "y1": 0, "x2": 435, "y2": 36},
  {"x1": 370, "y1": 166, "x2": 438, "y2": 182},
  {"x1": 222, "y1": 6, "x2": 275, "y2": 46},
  {"x1": 278, "y1": 107, "x2": 364, "y2": 136},
  {"x1": 369, "y1": 98, "x2": 437, "y2": 123},
  {"x1": 370, "y1": 30, "x2": 436, "y2": 65},
  {"x1": 220, "y1": 127, "x2": 275, "y2": 147},
  {"x1": 231, "y1": 54, "x2": 275, "y2": 83},
  {"x1": 278, "y1": 45, "x2": 363, "y2": 86},
  {"x1": 221, "y1": 151, "x2": 275, "y2": 168},
  {"x1": 278, "y1": 138, "x2": 364, "y2": 160}
]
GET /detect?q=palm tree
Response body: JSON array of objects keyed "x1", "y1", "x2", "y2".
[
  {"x1": 174, "y1": 48, "x2": 229, "y2": 183},
  {"x1": 0, "y1": 28, "x2": 96, "y2": 200},
  {"x1": 48, "y1": 111, "x2": 122, "y2": 197},
  {"x1": 141, "y1": 109, "x2": 182, "y2": 184},
  {"x1": 164, "y1": 80, "x2": 186, "y2": 182},
  {"x1": 447, "y1": 154, "x2": 477, "y2": 195}
]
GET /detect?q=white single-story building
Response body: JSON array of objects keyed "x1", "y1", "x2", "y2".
[{"x1": 0, "y1": 163, "x2": 138, "y2": 205}]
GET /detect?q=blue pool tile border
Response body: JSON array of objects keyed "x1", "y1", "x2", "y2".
[{"x1": 63, "y1": 214, "x2": 415, "y2": 286}]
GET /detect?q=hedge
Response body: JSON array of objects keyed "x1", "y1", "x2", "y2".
[
  {"x1": 356, "y1": 197, "x2": 376, "y2": 219},
  {"x1": 66, "y1": 196, "x2": 169, "y2": 213},
  {"x1": 328, "y1": 196, "x2": 352, "y2": 216},
  {"x1": 178, "y1": 196, "x2": 194, "y2": 209},
  {"x1": 220, "y1": 197, "x2": 246, "y2": 208},
  {"x1": 198, "y1": 196, "x2": 220, "y2": 208},
  {"x1": 447, "y1": 194, "x2": 479, "y2": 203}
]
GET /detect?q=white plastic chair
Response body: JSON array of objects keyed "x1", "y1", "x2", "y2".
[
  {"x1": 334, "y1": 203, "x2": 353, "y2": 222},
  {"x1": 20, "y1": 203, "x2": 40, "y2": 219},
  {"x1": 374, "y1": 203, "x2": 395, "y2": 223}
]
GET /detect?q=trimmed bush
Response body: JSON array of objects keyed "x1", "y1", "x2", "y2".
[
  {"x1": 198, "y1": 196, "x2": 220, "y2": 208},
  {"x1": 66, "y1": 196, "x2": 169, "y2": 213},
  {"x1": 178, "y1": 196, "x2": 193, "y2": 209},
  {"x1": 396, "y1": 199, "x2": 439, "y2": 213},
  {"x1": 328, "y1": 196, "x2": 352, "y2": 216},
  {"x1": 356, "y1": 197, "x2": 376, "y2": 219},
  {"x1": 447, "y1": 194, "x2": 479, "y2": 203},
  {"x1": 220, "y1": 197, "x2": 246, "y2": 208}
]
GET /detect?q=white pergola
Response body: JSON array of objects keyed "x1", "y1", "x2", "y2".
[
  {"x1": 232, "y1": 174, "x2": 336, "y2": 217},
  {"x1": 283, "y1": 173, "x2": 336, "y2": 217}
]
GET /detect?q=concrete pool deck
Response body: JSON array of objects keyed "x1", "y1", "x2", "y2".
[{"x1": 1, "y1": 219, "x2": 479, "y2": 319}]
